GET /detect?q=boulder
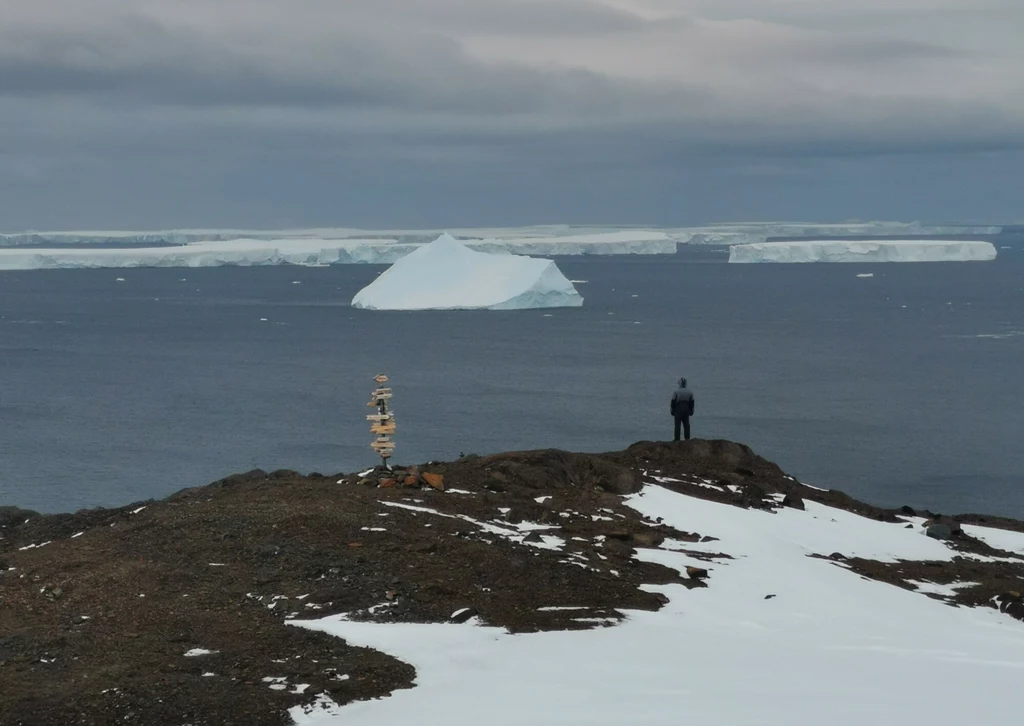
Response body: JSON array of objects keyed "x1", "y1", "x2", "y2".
[
  {"x1": 925, "y1": 523, "x2": 953, "y2": 540},
  {"x1": 685, "y1": 566, "x2": 709, "y2": 580},
  {"x1": 782, "y1": 494, "x2": 805, "y2": 510},
  {"x1": 422, "y1": 473, "x2": 445, "y2": 491},
  {"x1": 924, "y1": 518, "x2": 962, "y2": 535}
]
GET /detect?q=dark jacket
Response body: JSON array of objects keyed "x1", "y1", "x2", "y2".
[{"x1": 670, "y1": 378, "x2": 695, "y2": 418}]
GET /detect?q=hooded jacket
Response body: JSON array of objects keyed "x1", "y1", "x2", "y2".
[{"x1": 671, "y1": 378, "x2": 695, "y2": 418}]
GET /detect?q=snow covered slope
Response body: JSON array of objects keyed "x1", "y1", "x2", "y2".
[
  {"x1": 729, "y1": 239, "x2": 998, "y2": 263},
  {"x1": 291, "y1": 481, "x2": 1024, "y2": 726},
  {"x1": 351, "y1": 234, "x2": 582, "y2": 311}
]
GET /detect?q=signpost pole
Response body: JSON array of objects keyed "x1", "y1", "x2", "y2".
[{"x1": 368, "y1": 374, "x2": 395, "y2": 469}]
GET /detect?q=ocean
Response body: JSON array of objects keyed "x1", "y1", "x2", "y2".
[{"x1": 2, "y1": 246, "x2": 1022, "y2": 516}]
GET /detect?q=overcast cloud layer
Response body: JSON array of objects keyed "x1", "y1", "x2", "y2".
[{"x1": 1, "y1": 0, "x2": 1022, "y2": 229}]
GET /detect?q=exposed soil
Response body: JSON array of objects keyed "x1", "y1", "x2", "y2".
[{"x1": 2, "y1": 439, "x2": 1022, "y2": 725}]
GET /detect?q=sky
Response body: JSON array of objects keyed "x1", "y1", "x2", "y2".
[{"x1": 1, "y1": 0, "x2": 1022, "y2": 230}]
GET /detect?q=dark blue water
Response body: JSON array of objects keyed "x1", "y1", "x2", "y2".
[{"x1": 2, "y1": 248, "x2": 1022, "y2": 516}]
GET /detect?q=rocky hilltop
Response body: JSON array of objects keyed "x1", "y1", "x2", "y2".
[{"x1": 2, "y1": 440, "x2": 1023, "y2": 725}]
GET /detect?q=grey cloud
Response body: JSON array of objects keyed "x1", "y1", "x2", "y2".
[
  {"x1": 0, "y1": 9, "x2": 663, "y2": 117},
  {"x1": 0, "y1": 0, "x2": 1022, "y2": 228}
]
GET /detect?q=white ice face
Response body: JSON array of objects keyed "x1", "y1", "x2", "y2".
[
  {"x1": 729, "y1": 239, "x2": 998, "y2": 263},
  {"x1": 351, "y1": 233, "x2": 584, "y2": 311},
  {"x1": 0, "y1": 229, "x2": 672, "y2": 270}
]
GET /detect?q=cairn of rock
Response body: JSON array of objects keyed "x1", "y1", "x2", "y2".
[{"x1": 345, "y1": 464, "x2": 446, "y2": 492}]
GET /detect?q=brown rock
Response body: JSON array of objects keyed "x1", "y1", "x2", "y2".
[
  {"x1": 685, "y1": 566, "x2": 709, "y2": 580},
  {"x1": 403, "y1": 476, "x2": 419, "y2": 488},
  {"x1": 379, "y1": 478, "x2": 397, "y2": 489},
  {"x1": 422, "y1": 473, "x2": 445, "y2": 491}
]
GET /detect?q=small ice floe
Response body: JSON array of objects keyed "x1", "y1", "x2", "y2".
[
  {"x1": 543, "y1": 314, "x2": 553, "y2": 317},
  {"x1": 291, "y1": 281, "x2": 302, "y2": 285},
  {"x1": 260, "y1": 318, "x2": 269, "y2": 322},
  {"x1": 570, "y1": 280, "x2": 588, "y2": 284},
  {"x1": 184, "y1": 648, "x2": 218, "y2": 657},
  {"x1": 631, "y1": 294, "x2": 639, "y2": 298},
  {"x1": 115, "y1": 277, "x2": 125, "y2": 282},
  {"x1": 856, "y1": 273, "x2": 874, "y2": 278}
]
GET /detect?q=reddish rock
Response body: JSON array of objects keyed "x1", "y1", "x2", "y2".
[
  {"x1": 422, "y1": 473, "x2": 445, "y2": 491},
  {"x1": 685, "y1": 566, "x2": 709, "y2": 580},
  {"x1": 379, "y1": 478, "x2": 397, "y2": 489},
  {"x1": 403, "y1": 476, "x2": 419, "y2": 488}
]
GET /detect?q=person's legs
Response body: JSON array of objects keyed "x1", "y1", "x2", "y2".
[
  {"x1": 673, "y1": 417, "x2": 681, "y2": 441},
  {"x1": 683, "y1": 416, "x2": 691, "y2": 440}
]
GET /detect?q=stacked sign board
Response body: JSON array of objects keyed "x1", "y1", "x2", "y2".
[{"x1": 367, "y1": 374, "x2": 395, "y2": 461}]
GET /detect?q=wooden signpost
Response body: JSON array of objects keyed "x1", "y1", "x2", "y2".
[{"x1": 367, "y1": 374, "x2": 395, "y2": 466}]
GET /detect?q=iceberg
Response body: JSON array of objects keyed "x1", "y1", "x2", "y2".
[
  {"x1": 351, "y1": 234, "x2": 583, "y2": 311},
  {"x1": 668, "y1": 222, "x2": 1002, "y2": 246},
  {"x1": 467, "y1": 231, "x2": 675, "y2": 256},
  {"x1": 0, "y1": 230, "x2": 675, "y2": 270},
  {"x1": 0, "y1": 238, "x2": 421, "y2": 270},
  {"x1": 728, "y1": 240, "x2": 998, "y2": 264}
]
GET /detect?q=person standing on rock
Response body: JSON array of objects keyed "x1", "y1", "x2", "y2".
[{"x1": 670, "y1": 378, "x2": 695, "y2": 441}]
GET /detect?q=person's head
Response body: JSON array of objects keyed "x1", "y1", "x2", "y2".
[{"x1": 679, "y1": 377, "x2": 687, "y2": 388}]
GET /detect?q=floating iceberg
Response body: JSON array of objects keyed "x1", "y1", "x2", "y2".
[
  {"x1": 467, "y1": 230, "x2": 675, "y2": 256},
  {"x1": 0, "y1": 230, "x2": 674, "y2": 270},
  {"x1": 351, "y1": 234, "x2": 583, "y2": 311},
  {"x1": 0, "y1": 238, "x2": 422, "y2": 270},
  {"x1": 728, "y1": 240, "x2": 998, "y2": 264},
  {"x1": 668, "y1": 222, "x2": 1002, "y2": 246}
]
